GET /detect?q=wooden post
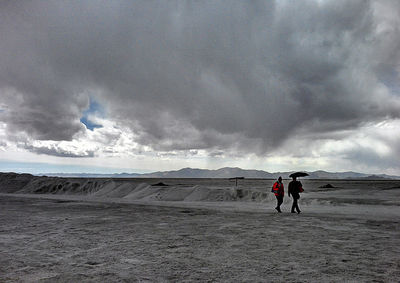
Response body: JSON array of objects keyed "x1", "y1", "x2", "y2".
[{"x1": 229, "y1": 177, "x2": 244, "y2": 187}]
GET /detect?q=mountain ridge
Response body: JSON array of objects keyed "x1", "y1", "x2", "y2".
[{"x1": 37, "y1": 167, "x2": 400, "y2": 179}]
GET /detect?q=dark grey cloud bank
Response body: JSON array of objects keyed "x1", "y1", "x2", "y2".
[{"x1": 0, "y1": 0, "x2": 399, "y2": 155}]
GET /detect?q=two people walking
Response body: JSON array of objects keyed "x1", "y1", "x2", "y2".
[{"x1": 272, "y1": 176, "x2": 303, "y2": 213}]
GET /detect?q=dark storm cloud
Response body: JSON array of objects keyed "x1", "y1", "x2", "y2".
[{"x1": 0, "y1": 0, "x2": 399, "y2": 154}]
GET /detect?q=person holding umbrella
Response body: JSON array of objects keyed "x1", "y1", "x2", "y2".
[{"x1": 288, "y1": 172, "x2": 307, "y2": 213}]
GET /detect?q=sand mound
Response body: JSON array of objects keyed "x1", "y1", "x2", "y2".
[
  {"x1": 319, "y1": 184, "x2": 335, "y2": 188},
  {"x1": 104, "y1": 183, "x2": 137, "y2": 198},
  {"x1": 0, "y1": 173, "x2": 278, "y2": 203},
  {"x1": 18, "y1": 177, "x2": 109, "y2": 195},
  {"x1": 151, "y1": 182, "x2": 169, "y2": 186},
  {"x1": 0, "y1": 173, "x2": 34, "y2": 193},
  {"x1": 91, "y1": 180, "x2": 119, "y2": 197}
]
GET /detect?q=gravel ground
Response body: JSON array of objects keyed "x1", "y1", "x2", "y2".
[{"x1": 1, "y1": 195, "x2": 399, "y2": 282}]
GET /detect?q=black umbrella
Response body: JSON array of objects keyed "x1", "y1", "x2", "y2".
[{"x1": 289, "y1": 172, "x2": 309, "y2": 178}]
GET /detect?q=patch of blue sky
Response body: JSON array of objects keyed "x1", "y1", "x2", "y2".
[
  {"x1": 0, "y1": 160, "x2": 151, "y2": 175},
  {"x1": 80, "y1": 98, "x2": 105, "y2": 130},
  {"x1": 378, "y1": 69, "x2": 400, "y2": 95}
]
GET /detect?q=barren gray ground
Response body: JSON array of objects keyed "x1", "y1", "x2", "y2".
[{"x1": 1, "y1": 194, "x2": 399, "y2": 282}]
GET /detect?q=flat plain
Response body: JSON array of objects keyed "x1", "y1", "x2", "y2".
[{"x1": 1, "y1": 178, "x2": 399, "y2": 282}]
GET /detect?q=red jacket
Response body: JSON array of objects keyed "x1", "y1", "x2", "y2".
[{"x1": 272, "y1": 181, "x2": 284, "y2": 196}]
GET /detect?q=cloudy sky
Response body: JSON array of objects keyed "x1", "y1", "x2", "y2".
[{"x1": 0, "y1": 0, "x2": 399, "y2": 174}]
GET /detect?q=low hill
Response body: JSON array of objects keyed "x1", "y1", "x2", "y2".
[
  {"x1": 34, "y1": 168, "x2": 399, "y2": 179},
  {"x1": 138, "y1": 167, "x2": 399, "y2": 179}
]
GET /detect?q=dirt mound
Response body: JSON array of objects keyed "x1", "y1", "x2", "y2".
[
  {"x1": 0, "y1": 172, "x2": 34, "y2": 193},
  {"x1": 319, "y1": 184, "x2": 335, "y2": 188},
  {"x1": 151, "y1": 182, "x2": 169, "y2": 186},
  {"x1": 0, "y1": 173, "x2": 276, "y2": 203}
]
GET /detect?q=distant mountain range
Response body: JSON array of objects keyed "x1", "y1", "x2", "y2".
[{"x1": 39, "y1": 167, "x2": 400, "y2": 179}]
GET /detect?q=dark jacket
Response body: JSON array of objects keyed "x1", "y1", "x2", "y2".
[{"x1": 288, "y1": 180, "x2": 303, "y2": 198}]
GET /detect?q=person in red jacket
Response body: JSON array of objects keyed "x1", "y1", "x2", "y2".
[{"x1": 272, "y1": 176, "x2": 284, "y2": 212}]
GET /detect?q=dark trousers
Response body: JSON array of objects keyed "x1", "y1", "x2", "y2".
[
  {"x1": 275, "y1": 195, "x2": 283, "y2": 211},
  {"x1": 291, "y1": 194, "x2": 300, "y2": 213}
]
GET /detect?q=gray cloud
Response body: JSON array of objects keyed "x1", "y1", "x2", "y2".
[
  {"x1": 1, "y1": 0, "x2": 399, "y2": 155},
  {"x1": 343, "y1": 146, "x2": 400, "y2": 172},
  {"x1": 21, "y1": 144, "x2": 95, "y2": 158}
]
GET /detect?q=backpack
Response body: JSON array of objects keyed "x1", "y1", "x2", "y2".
[
  {"x1": 298, "y1": 181, "x2": 304, "y2": 193},
  {"x1": 271, "y1": 182, "x2": 277, "y2": 193}
]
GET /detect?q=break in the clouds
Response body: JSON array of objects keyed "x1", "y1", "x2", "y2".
[{"x1": 0, "y1": 0, "x2": 400, "y2": 172}]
